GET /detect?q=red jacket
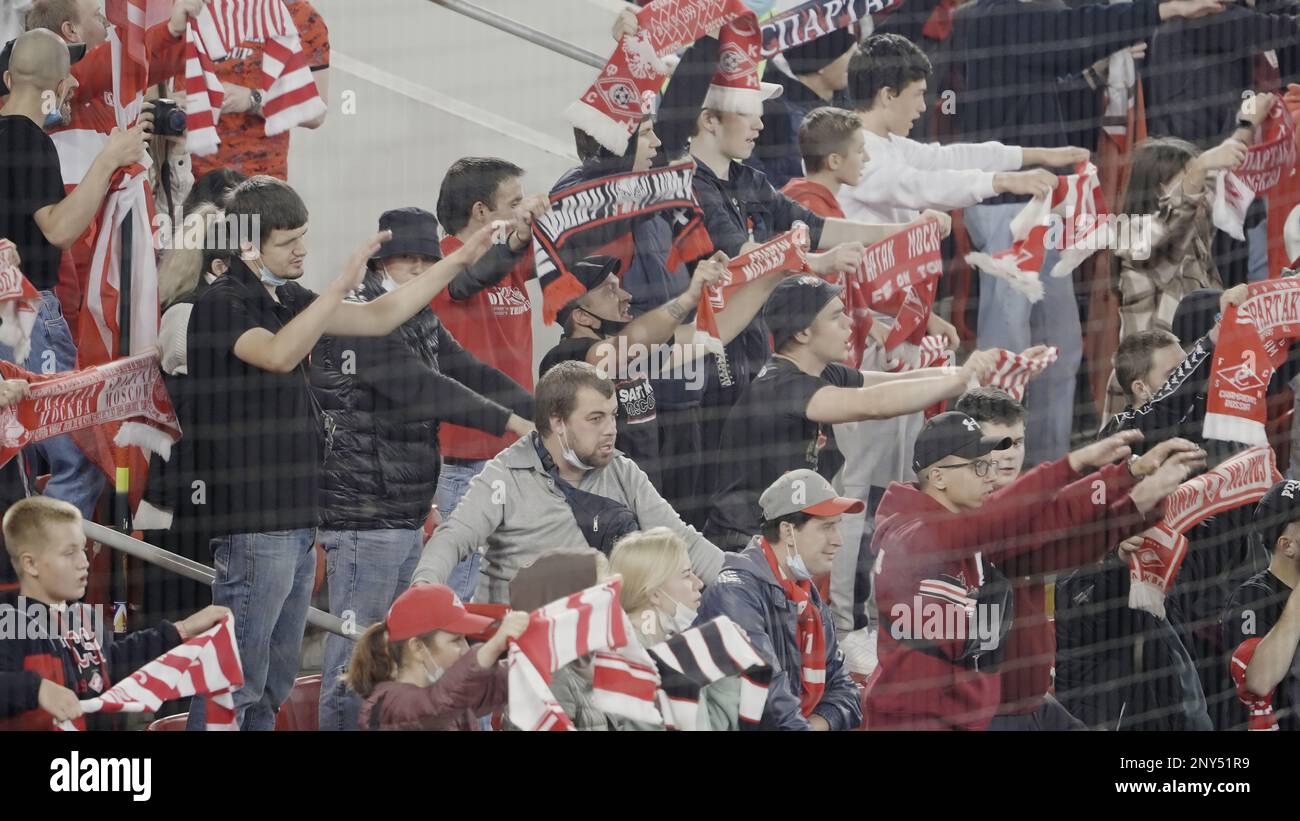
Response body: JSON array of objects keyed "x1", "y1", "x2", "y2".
[
  {"x1": 778, "y1": 178, "x2": 846, "y2": 220},
  {"x1": 864, "y1": 457, "x2": 1136, "y2": 730},
  {"x1": 991, "y1": 463, "x2": 1160, "y2": 715}
]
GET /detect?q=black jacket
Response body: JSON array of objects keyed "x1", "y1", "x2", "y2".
[
  {"x1": 749, "y1": 63, "x2": 849, "y2": 190},
  {"x1": 310, "y1": 270, "x2": 533, "y2": 530},
  {"x1": 1146, "y1": 2, "x2": 1300, "y2": 146}
]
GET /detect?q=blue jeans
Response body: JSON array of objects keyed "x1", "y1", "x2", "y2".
[
  {"x1": 967, "y1": 203, "x2": 1084, "y2": 465},
  {"x1": 187, "y1": 528, "x2": 317, "y2": 731},
  {"x1": 317, "y1": 527, "x2": 422, "y2": 731},
  {"x1": 435, "y1": 460, "x2": 486, "y2": 601},
  {"x1": 0, "y1": 291, "x2": 104, "y2": 517}
]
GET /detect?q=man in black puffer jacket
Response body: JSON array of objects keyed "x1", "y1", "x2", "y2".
[{"x1": 310, "y1": 207, "x2": 534, "y2": 732}]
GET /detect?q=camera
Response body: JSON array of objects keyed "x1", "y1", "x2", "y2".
[{"x1": 150, "y1": 98, "x2": 187, "y2": 137}]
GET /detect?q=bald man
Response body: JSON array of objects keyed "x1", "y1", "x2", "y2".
[{"x1": 0, "y1": 28, "x2": 145, "y2": 517}]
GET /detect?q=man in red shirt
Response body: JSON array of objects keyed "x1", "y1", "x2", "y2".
[
  {"x1": 432, "y1": 156, "x2": 547, "y2": 599},
  {"x1": 866, "y1": 412, "x2": 1198, "y2": 730},
  {"x1": 954, "y1": 387, "x2": 1201, "y2": 729}
]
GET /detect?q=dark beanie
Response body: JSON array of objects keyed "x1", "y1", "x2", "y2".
[{"x1": 783, "y1": 28, "x2": 857, "y2": 76}]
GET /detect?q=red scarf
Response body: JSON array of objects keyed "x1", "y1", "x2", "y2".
[
  {"x1": 1234, "y1": 277, "x2": 1300, "y2": 366},
  {"x1": 0, "y1": 242, "x2": 42, "y2": 364},
  {"x1": 759, "y1": 537, "x2": 826, "y2": 718},
  {"x1": 1203, "y1": 305, "x2": 1277, "y2": 446},
  {"x1": 759, "y1": 0, "x2": 905, "y2": 57},
  {"x1": 985, "y1": 347, "x2": 1059, "y2": 402},
  {"x1": 859, "y1": 220, "x2": 945, "y2": 351},
  {"x1": 1213, "y1": 97, "x2": 1297, "y2": 242},
  {"x1": 1127, "y1": 446, "x2": 1280, "y2": 618},
  {"x1": 0, "y1": 353, "x2": 181, "y2": 476},
  {"x1": 696, "y1": 224, "x2": 812, "y2": 350}
]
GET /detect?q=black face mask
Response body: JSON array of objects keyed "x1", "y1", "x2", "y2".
[{"x1": 578, "y1": 306, "x2": 628, "y2": 337}]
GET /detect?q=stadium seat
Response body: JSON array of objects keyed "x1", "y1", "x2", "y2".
[
  {"x1": 146, "y1": 713, "x2": 189, "y2": 731},
  {"x1": 275, "y1": 674, "x2": 322, "y2": 731}
]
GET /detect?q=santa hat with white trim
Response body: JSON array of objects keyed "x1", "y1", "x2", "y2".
[{"x1": 702, "y1": 21, "x2": 783, "y2": 117}]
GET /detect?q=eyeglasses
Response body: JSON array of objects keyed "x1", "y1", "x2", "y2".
[{"x1": 934, "y1": 458, "x2": 997, "y2": 478}]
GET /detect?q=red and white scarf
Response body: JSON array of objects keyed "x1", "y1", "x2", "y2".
[
  {"x1": 592, "y1": 615, "x2": 772, "y2": 730},
  {"x1": 1127, "y1": 445, "x2": 1280, "y2": 618},
  {"x1": 184, "y1": 0, "x2": 327, "y2": 156},
  {"x1": 696, "y1": 223, "x2": 811, "y2": 352},
  {"x1": 568, "y1": 0, "x2": 753, "y2": 154},
  {"x1": 983, "y1": 346, "x2": 1059, "y2": 401},
  {"x1": 759, "y1": 537, "x2": 826, "y2": 717},
  {"x1": 1234, "y1": 277, "x2": 1300, "y2": 366},
  {"x1": 859, "y1": 220, "x2": 945, "y2": 352},
  {"x1": 532, "y1": 161, "x2": 712, "y2": 325},
  {"x1": 55, "y1": 613, "x2": 243, "y2": 731},
  {"x1": 887, "y1": 334, "x2": 954, "y2": 373},
  {"x1": 964, "y1": 163, "x2": 1106, "y2": 301},
  {"x1": 0, "y1": 241, "x2": 42, "y2": 364},
  {"x1": 1203, "y1": 305, "x2": 1277, "y2": 446},
  {"x1": 1214, "y1": 98, "x2": 1297, "y2": 241},
  {"x1": 0, "y1": 353, "x2": 181, "y2": 474}
]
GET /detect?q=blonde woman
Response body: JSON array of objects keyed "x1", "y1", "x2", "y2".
[{"x1": 610, "y1": 527, "x2": 741, "y2": 730}]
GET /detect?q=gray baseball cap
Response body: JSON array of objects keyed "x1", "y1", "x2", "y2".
[{"x1": 759, "y1": 469, "x2": 865, "y2": 521}]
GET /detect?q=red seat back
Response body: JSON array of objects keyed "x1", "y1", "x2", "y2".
[
  {"x1": 275, "y1": 674, "x2": 322, "y2": 731},
  {"x1": 146, "y1": 713, "x2": 189, "y2": 731}
]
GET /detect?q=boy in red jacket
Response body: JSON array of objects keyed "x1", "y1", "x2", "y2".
[
  {"x1": 778, "y1": 107, "x2": 864, "y2": 220},
  {"x1": 865, "y1": 412, "x2": 1200, "y2": 730}
]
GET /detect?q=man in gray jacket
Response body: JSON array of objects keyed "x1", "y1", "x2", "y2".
[{"x1": 412, "y1": 361, "x2": 724, "y2": 602}]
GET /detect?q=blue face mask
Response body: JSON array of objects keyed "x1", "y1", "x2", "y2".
[{"x1": 258, "y1": 263, "x2": 288, "y2": 288}]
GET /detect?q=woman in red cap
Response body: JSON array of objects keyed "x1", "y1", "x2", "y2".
[{"x1": 347, "y1": 584, "x2": 528, "y2": 730}]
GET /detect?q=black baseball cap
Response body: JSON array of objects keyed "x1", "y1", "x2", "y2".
[
  {"x1": 373, "y1": 207, "x2": 443, "y2": 261},
  {"x1": 764, "y1": 275, "x2": 844, "y2": 351},
  {"x1": 555, "y1": 256, "x2": 622, "y2": 329},
  {"x1": 911, "y1": 412, "x2": 1013, "y2": 474},
  {"x1": 0, "y1": 36, "x2": 86, "y2": 96},
  {"x1": 1253, "y1": 479, "x2": 1300, "y2": 551}
]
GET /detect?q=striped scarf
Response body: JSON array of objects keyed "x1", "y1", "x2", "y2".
[
  {"x1": 592, "y1": 615, "x2": 772, "y2": 729},
  {"x1": 696, "y1": 223, "x2": 811, "y2": 354},
  {"x1": 759, "y1": 537, "x2": 826, "y2": 718},
  {"x1": 0, "y1": 240, "x2": 41, "y2": 364},
  {"x1": 532, "y1": 161, "x2": 712, "y2": 325},
  {"x1": 507, "y1": 579, "x2": 772, "y2": 730},
  {"x1": 55, "y1": 614, "x2": 244, "y2": 731},
  {"x1": 1128, "y1": 446, "x2": 1280, "y2": 619},
  {"x1": 984, "y1": 346, "x2": 1059, "y2": 401},
  {"x1": 1230, "y1": 638, "x2": 1279, "y2": 731},
  {"x1": 964, "y1": 163, "x2": 1106, "y2": 302},
  {"x1": 184, "y1": 0, "x2": 327, "y2": 156}
]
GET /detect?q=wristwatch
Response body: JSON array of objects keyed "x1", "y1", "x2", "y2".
[{"x1": 249, "y1": 88, "x2": 264, "y2": 116}]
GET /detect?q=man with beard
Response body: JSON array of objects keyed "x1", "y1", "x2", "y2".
[
  {"x1": 412, "y1": 361, "x2": 725, "y2": 604},
  {"x1": 0, "y1": 29, "x2": 145, "y2": 517}
]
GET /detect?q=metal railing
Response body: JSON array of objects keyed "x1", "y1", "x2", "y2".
[
  {"x1": 83, "y1": 522, "x2": 356, "y2": 640},
  {"x1": 429, "y1": 0, "x2": 606, "y2": 68}
]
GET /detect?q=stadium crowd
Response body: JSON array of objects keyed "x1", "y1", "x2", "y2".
[{"x1": 2, "y1": 0, "x2": 1300, "y2": 732}]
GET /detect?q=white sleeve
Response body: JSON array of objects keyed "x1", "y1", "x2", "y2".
[
  {"x1": 842, "y1": 156, "x2": 1000, "y2": 214},
  {"x1": 158, "y1": 304, "x2": 192, "y2": 376},
  {"x1": 894, "y1": 136, "x2": 1023, "y2": 173}
]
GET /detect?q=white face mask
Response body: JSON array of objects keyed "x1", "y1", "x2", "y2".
[
  {"x1": 558, "y1": 424, "x2": 595, "y2": 472},
  {"x1": 786, "y1": 529, "x2": 812, "y2": 582},
  {"x1": 421, "y1": 646, "x2": 445, "y2": 685},
  {"x1": 379, "y1": 264, "x2": 399, "y2": 293},
  {"x1": 659, "y1": 592, "x2": 697, "y2": 634}
]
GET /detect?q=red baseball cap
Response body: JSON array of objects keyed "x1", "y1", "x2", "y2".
[{"x1": 385, "y1": 585, "x2": 494, "y2": 642}]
